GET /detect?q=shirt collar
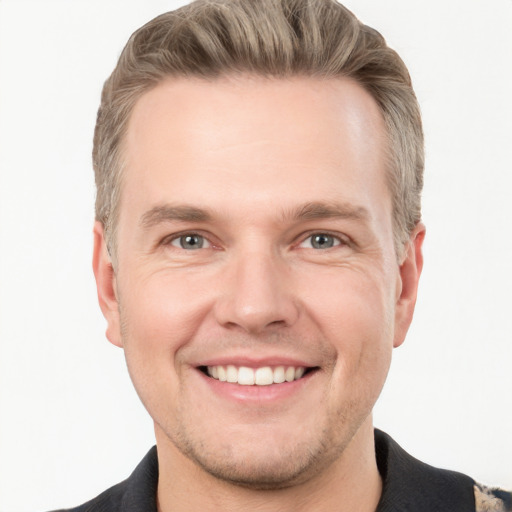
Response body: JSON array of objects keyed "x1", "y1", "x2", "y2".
[
  {"x1": 119, "y1": 430, "x2": 475, "y2": 511},
  {"x1": 375, "y1": 429, "x2": 475, "y2": 511}
]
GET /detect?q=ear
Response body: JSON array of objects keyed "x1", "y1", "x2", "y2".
[
  {"x1": 92, "y1": 221, "x2": 123, "y2": 348},
  {"x1": 393, "y1": 223, "x2": 426, "y2": 348}
]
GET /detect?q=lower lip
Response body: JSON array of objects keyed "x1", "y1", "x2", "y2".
[{"x1": 196, "y1": 368, "x2": 316, "y2": 403}]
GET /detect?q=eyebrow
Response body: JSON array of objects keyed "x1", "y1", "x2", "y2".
[
  {"x1": 285, "y1": 201, "x2": 370, "y2": 223},
  {"x1": 140, "y1": 205, "x2": 212, "y2": 228},
  {"x1": 139, "y1": 201, "x2": 370, "y2": 229}
]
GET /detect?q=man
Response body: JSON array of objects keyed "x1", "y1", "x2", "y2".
[{"x1": 53, "y1": 0, "x2": 510, "y2": 510}]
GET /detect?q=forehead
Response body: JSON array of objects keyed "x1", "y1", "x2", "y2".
[
  {"x1": 120, "y1": 75, "x2": 390, "y2": 229},
  {"x1": 125, "y1": 75, "x2": 386, "y2": 166}
]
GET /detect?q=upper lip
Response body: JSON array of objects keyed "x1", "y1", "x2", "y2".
[{"x1": 194, "y1": 355, "x2": 317, "y2": 369}]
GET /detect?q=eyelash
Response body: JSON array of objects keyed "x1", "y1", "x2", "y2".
[
  {"x1": 162, "y1": 232, "x2": 212, "y2": 250},
  {"x1": 161, "y1": 231, "x2": 350, "y2": 251},
  {"x1": 298, "y1": 232, "x2": 348, "y2": 250}
]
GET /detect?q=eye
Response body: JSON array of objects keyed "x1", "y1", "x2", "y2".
[
  {"x1": 170, "y1": 233, "x2": 210, "y2": 250},
  {"x1": 300, "y1": 233, "x2": 342, "y2": 250}
]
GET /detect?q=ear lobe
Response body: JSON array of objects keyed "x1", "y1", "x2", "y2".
[
  {"x1": 92, "y1": 221, "x2": 123, "y2": 348},
  {"x1": 393, "y1": 223, "x2": 426, "y2": 348}
]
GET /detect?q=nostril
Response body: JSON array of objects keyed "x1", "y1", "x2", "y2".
[{"x1": 268, "y1": 320, "x2": 286, "y2": 327}]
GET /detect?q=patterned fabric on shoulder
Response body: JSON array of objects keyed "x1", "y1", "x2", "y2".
[{"x1": 475, "y1": 483, "x2": 512, "y2": 512}]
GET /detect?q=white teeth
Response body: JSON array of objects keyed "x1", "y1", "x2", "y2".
[
  {"x1": 255, "y1": 367, "x2": 273, "y2": 386},
  {"x1": 273, "y1": 366, "x2": 285, "y2": 383},
  {"x1": 238, "y1": 366, "x2": 255, "y2": 385},
  {"x1": 226, "y1": 365, "x2": 238, "y2": 383},
  {"x1": 205, "y1": 365, "x2": 308, "y2": 385},
  {"x1": 217, "y1": 366, "x2": 227, "y2": 382},
  {"x1": 295, "y1": 367, "x2": 305, "y2": 379}
]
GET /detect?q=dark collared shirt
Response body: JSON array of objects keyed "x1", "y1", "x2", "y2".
[{"x1": 52, "y1": 430, "x2": 511, "y2": 512}]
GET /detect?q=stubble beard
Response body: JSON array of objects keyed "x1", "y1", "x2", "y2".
[
  {"x1": 118, "y1": 299, "x2": 380, "y2": 491},
  {"x1": 158, "y1": 395, "x2": 366, "y2": 491}
]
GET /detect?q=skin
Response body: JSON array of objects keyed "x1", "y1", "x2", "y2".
[{"x1": 93, "y1": 75, "x2": 424, "y2": 512}]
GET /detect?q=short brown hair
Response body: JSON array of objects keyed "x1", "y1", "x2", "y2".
[{"x1": 93, "y1": 0, "x2": 423, "y2": 257}]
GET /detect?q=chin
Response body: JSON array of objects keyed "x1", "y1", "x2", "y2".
[
  {"x1": 170, "y1": 422, "x2": 346, "y2": 490},
  {"x1": 187, "y1": 447, "x2": 325, "y2": 490}
]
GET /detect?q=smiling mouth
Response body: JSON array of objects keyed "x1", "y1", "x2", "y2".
[{"x1": 199, "y1": 365, "x2": 318, "y2": 386}]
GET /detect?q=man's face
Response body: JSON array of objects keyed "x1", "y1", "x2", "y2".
[{"x1": 94, "y1": 76, "x2": 423, "y2": 488}]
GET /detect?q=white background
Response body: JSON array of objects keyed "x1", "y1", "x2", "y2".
[{"x1": 0, "y1": 1, "x2": 511, "y2": 510}]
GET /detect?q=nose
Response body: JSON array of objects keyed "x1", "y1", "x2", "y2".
[{"x1": 213, "y1": 249, "x2": 300, "y2": 334}]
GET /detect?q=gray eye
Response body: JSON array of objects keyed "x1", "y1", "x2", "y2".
[
  {"x1": 172, "y1": 234, "x2": 207, "y2": 250},
  {"x1": 310, "y1": 234, "x2": 336, "y2": 249}
]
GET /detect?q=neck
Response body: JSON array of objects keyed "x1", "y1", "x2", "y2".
[{"x1": 156, "y1": 416, "x2": 382, "y2": 512}]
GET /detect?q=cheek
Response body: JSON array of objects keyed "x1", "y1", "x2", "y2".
[
  {"x1": 115, "y1": 277, "x2": 200, "y2": 425},
  {"x1": 301, "y1": 268, "x2": 395, "y2": 390},
  {"x1": 116, "y1": 271, "x2": 215, "y2": 406},
  {"x1": 303, "y1": 268, "x2": 395, "y2": 343},
  {"x1": 120, "y1": 270, "x2": 212, "y2": 347}
]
